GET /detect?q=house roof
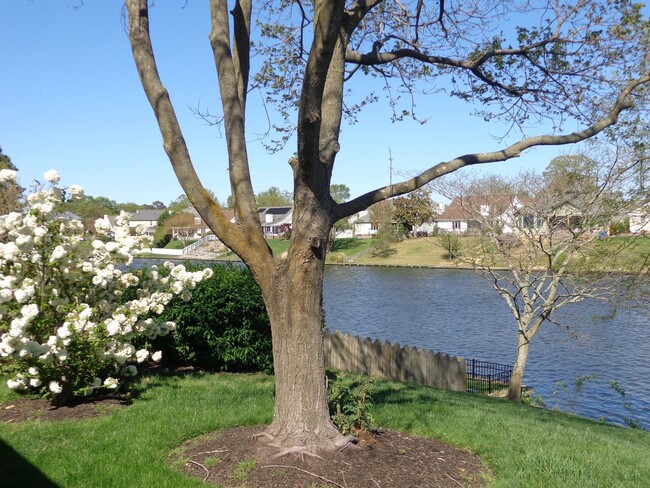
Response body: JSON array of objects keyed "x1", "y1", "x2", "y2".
[
  {"x1": 53, "y1": 211, "x2": 82, "y2": 222},
  {"x1": 132, "y1": 209, "x2": 165, "y2": 221},
  {"x1": 259, "y1": 206, "x2": 292, "y2": 215},
  {"x1": 258, "y1": 206, "x2": 293, "y2": 224}
]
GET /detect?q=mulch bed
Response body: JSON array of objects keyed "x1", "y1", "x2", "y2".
[
  {"x1": 1, "y1": 395, "x2": 491, "y2": 487},
  {"x1": 177, "y1": 425, "x2": 491, "y2": 487}
]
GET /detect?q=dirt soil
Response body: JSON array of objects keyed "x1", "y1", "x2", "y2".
[
  {"x1": 2, "y1": 396, "x2": 491, "y2": 487},
  {"x1": 177, "y1": 425, "x2": 491, "y2": 487}
]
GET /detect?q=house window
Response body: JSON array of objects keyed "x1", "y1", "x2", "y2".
[{"x1": 452, "y1": 221, "x2": 461, "y2": 230}]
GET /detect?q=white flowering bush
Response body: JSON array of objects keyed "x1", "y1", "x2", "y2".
[{"x1": 0, "y1": 170, "x2": 213, "y2": 405}]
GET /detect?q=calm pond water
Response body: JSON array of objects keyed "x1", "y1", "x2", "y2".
[{"x1": 323, "y1": 266, "x2": 650, "y2": 430}]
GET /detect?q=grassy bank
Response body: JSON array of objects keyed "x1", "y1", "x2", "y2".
[{"x1": 1, "y1": 372, "x2": 649, "y2": 487}]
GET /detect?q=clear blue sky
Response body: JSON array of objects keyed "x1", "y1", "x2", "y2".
[{"x1": 2, "y1": 1, "x2": 589, "y2": 207}]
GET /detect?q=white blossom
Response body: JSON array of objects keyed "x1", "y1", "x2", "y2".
[
  {"x1": 49, "y1": 381, "x2": 63, "y2": 394},
  {"x1": 43, "y1": 169, "x2": 60, "y2": 183},
  {"x1": 151, "y1": 351, "x2": 162, "y2": 362},
  {"x1": 0, "y1": 169, "x2": 17, "y2": 182},
  {"x1": 135, "y1": 349, "x2": 149, "y2": 363},
  {"x1": 69, "y1": 184, "x2": 84, "y2": 198}
]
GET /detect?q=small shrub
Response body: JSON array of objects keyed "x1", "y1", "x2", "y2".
[
  {"x1": 438, "y1": 231, "x2": 462, "y2": 259},
  {"x1": 609, "y1": 219, "x2": 629, "y2": 236},
  {"x1": 370, "y1": 224, "x2": 406, "y2": 257},
  {"x1": 151, "y1": 264, "x2": 273, "y2": 373},
  {"x1": 327, "y1": 370, "x2": 375, "y2": 435}
]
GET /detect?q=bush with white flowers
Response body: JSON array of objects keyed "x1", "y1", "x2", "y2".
[{"x1": 0, "y1": 170, "x2": 213, "y2": 404}]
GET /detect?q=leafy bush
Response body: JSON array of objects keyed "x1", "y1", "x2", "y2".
[
  {"x1": 0, "y1": 171, "x2": 211, "y2": 405},
  {"x1": 327, "y1": 369, "x2": 375, "y2": 435},
  {"x1": 152, "y1": 264, "x2": 273, "y2": 373}
]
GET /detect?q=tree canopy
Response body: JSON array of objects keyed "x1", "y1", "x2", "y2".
[{"x1": 256, "y1": 186, "x2": 293, "y2": 207}]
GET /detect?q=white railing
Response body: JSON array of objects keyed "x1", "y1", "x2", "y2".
[{"x1": 181, "y1": 234, "x2": 219, "y2": 255}]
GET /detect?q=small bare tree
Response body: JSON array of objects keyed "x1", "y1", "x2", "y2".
[{"x1": 435, "y1": 148, "x2": 648, "y2": 401}]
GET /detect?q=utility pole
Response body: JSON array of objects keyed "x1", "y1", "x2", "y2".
[{"x1": 388, "y1": 147, "x2": 393, "y2": 196}]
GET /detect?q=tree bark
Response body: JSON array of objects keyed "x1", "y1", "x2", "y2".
[
  {"x1": 508, "y1": 331, "x2": 530, "y2": 402},
  {"x1": 259, "y1": 200, "x2": 346, "y2": 452}
]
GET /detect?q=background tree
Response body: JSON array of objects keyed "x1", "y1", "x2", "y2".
[
  {"x1": 329, "y1": 183, "x2": 353, "y2": 246},
  {"x1": 153, "y1": 209, "x2": 173, "y2": 247},
  {"x1": 59, "y1": 194, "x2": 119, "y2": 233},
  {"x1": 117, "y1": 202, "x2": 142, "y2": 213},
  {"x1": 169, "y1": 191, "x2": 220, "y2": 213},
  {"x1": 151, "y1": 200, "x2": 166, "y2": 209},
  {"x1": 256, "y1": 186, "x2": 293, "y2": 207},
  {"x1": 165, "y1": 211, "x2": 202, "y2": 246},
  {"x1": 543, "y1": 154, "x2": 599, "y2": 201},
  {"x1": 392, "y1": 189, "x2": 437, "y2": 237},
  {"x1": 0, "y1": 147, "x2": 23, "y2": 214},
  {"x1": 127, "y1": 0, "x2": 650, "y2": 453},
  {"x1": 168, "y1": 193, "x2": 191, "y2": 214},
  {"x1": 330, "y1": 184, "x2": 351, "y2": 204},
  {"x1": 436, "y1": 153, "x2": 643, "y2": 401}
]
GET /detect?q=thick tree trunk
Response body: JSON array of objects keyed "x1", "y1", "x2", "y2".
[
  {"x1": 507, "y1": 332, "x2": 530, "y2": 402},
  {"x1": 261, "y1": 236, "x2": 345, "y2": 454}
]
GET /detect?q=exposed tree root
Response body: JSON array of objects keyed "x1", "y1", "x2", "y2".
[
  {"x1": 185, "y1": 460, "x2": 210, "y2": 482},
  {"x1": 268, "y1": 444, "x2": 324, "y2": 460}
]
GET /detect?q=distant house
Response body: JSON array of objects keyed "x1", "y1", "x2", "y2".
[
  {"x1": 129, "y1": 209, "x2": 165, "y2": 236},
  {"x1": 335, "y1": 210, "x2": 378, "y2": 238},
  {"x1": 627, "y1": 202, "x2": 650, "y2": 234},
  {"x1": 259, "y1": 206, "x2": 293, "y2": 237},
  {"x1": 436, "y1": 195, "x2": 537, "y2": 234}
]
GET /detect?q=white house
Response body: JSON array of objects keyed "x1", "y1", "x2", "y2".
[
  {"x1": 129, "y1": 209, "x2": 166, "y2": 236},
  {"x1": 435, "y1": 195, "x2": 537, "y2": 234},
  {"x1": 335, "y1": 210, "x2": 378, "y2": 239},
  {"x1": 258, "y1": 206, "x2": 293, "y2": 237},
  {"x1": 627, "y1": 203, "x2": 650, "y2": 234}
]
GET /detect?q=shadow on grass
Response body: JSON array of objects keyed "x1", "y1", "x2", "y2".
[
  {"x1": 128, "y1": 366, "x2": 210, "y2": 400},
  {"x1": 0, "y1": 438, "x2": 60, "y2": 488},
  {"x1": 331, "y1": 238, "x2": 362, "y2": 252}
]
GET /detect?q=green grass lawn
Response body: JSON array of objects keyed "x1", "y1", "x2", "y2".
[{"x1": 1, "y1": 372, "x2": 648, "y2": 487}]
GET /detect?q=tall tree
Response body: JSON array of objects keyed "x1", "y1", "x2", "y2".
[
  {"x1": 256, "y1": 186, "x2": 293, "y2": 207},
  {"x1": 126, "y1": 0, "x2": 650, "y2": 453},
  {"x1": 392, "y1": 189, "x2": 436, "y2": 236}
]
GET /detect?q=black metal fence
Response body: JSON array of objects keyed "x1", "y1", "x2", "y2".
[{"x1": 466, "y1": 359, "x2": 513, "y2": 394}]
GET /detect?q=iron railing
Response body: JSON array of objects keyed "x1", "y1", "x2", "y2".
[{"x1": 466, "y1": 359, "x2": 512, "y2": 394}]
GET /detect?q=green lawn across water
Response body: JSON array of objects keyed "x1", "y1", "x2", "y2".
[{"x1": 1, "y1": 372, "x2": 649, "y2": 487}]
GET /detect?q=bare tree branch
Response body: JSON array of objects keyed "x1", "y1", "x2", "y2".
[{"x1": 338, "y1": 74, "x2": 650, "y2": 220}]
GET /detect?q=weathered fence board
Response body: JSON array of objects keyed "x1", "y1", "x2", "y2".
[{"x1": 323, "y1": 329, "x2": 466, "y2": 392}]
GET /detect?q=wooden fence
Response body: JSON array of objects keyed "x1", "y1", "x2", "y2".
[{"x1": 323, "y1": 329, "x2": 466, "y2": 392}]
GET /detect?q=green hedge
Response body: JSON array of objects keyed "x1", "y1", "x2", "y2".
[{"x1": 152, "y1": 264, "x2": 273, "y2": 373}]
